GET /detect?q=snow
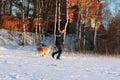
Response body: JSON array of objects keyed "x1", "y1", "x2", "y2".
[
  {"x1": 0, "y1": 46, "x2": 120, "y2": 80},
  {"x1": 0, "y1": 29, "x2": 120, "y2": 80},
  {"x1": 0, "y1": 29, "x2": 35, "y2": 46}
]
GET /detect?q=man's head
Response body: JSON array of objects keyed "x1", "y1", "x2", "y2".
[
  {"x1": 60, "y1": 26, "x2": 65, "y2": 34},
  {"x1": 60, "y1": 29, "x2": 64, "y2": 34}
]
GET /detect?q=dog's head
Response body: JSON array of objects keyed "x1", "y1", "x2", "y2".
[
  {"x1": 48, "y1": 46, "x2": 53, "y2": 49},
  {"x1": 37, "y1": 47, "x2": 42, "y2": 52}
]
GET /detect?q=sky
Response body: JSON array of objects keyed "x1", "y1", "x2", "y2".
[{"x1": 104, "y1": 0, "x2": 120, "y2": 15}]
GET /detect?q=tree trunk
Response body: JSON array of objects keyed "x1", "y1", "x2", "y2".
[
  {"x1": 83, "y1": 7, "x2": 89, "y2": 52},
  {"x1": 27, "y1": 0, "x2": 30, "y2": 18},
  {"x1": 10, "y1": 0, "x2": 13, "y2": 15},
  {"x1": 38, "y1": 0, "x2": 42, "y2": 45},
  {"x1": 3, "y1": 1, "x2": 6, "y2": 15},
  {"x1": 54, "y1": 0, "x2": 58, "y2": 44},
  {"x1": 75, "y1": 1, "x2": 81, "y2": 51},
  {"x1": 0, "y1": 0, "x2": 2, "y2": 27},
  {"x1": 64, "y1": 0, "x2": 69, "y2": 44},
  {"x1": 78, "y1": 7, "x2": 83, "y2": 52},
  {"x1": 0, "y1": 0, "x2": 1, "y2": 15},
  {"x1": 22, "y1": 0, "x2": 26, "y2": 46},
  {"x1": 58, "y1": 0, "x2": 61, "y2": 31},
  {"x1": 94, "y1": 0, "x2": 99, "y2": 53},
  {"x1": 35, "y1": 0, "x2": 39, "y2": 47}
]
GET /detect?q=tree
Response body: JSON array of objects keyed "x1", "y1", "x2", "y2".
[
  {"x1": 22, "y1": 0, "x2": 26, "y2": 46},
  {"x1": 64, "y1": 0, "x2": 69, "y2": 42},
  {"x1": 26, "y1": 0, "x2": 30, "y2": 18},
  {"x1": 14, "y1": 0, "x2": 26, "y2": 46},
  {"x1": 53, "y1": 0, "x2": 58, "y2": 44},
  {"x1": 34, "y1": 0, "x2": 39, "y2": 47},
  {"x1": 94, "y1": 0, "x2": 100, "y2": 53},
  {"x1": 0, "y1": 0, "x2": 2, "y2": 28},
  {"x1": 107, "y1": 11, "x2": 120, "y2": 54},
  {"x1": 0, "y1": 0, "x2": 2, "y2": 15},
  {"x1": 10, "y1": 0, "x2": 13, "y2": 15},
  {"x1": 75, "y1": 0, "x2": 81, "y2": 51},
  {"x1": 3, "y1": 0, "x2": 6, "y2": 15}
]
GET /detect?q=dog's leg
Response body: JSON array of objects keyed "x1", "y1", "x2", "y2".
[
  {"x1": 40, "y1": 52, "x2": 43, "y2": 57},
  {"x1": 42, "y1": 53, "x2": 46, "y2": 57},
  {"x1": 40, "y1": 52, "x2": 46, "y2": 57}
]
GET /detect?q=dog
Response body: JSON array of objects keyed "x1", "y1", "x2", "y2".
[{"x1": 37, "y1": 46, "x2": 52, "y2": 57}]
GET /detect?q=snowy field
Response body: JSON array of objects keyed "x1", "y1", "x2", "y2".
[
  {"x1": 0, "y1": 46, "x2": 120, "y2": 80},
  {"x1": 0, "y1": 29, "x2": 120, "y2": 80}
]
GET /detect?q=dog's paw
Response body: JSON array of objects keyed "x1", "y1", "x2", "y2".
[
  {"x1": 40, "y1": 54, "x2": 43, "y2": 57},
  {"x1": 40, "y1": 54, "x2": 45, "y2": 57}
]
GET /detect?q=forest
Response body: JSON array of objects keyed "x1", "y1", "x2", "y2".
[{"x1": 0, "y1": 0, "x2": 120, "y2": 55}]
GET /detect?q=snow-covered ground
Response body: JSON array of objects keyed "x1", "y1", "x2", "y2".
[
  {"x1": 0, "y1": 29, "x2": 120, "y2": 80},
  {"x1": 0, "y1": 46, "x2": 120, "y2": 80}
]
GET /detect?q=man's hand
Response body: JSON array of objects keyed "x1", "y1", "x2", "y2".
[
  {"x1": 56, "y1": 35, "x2": 61, "y2": 37},
  {"x1": 62, "y1": 42, "x2": 64, "y2": 45}
]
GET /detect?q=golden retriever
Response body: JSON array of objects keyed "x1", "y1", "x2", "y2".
[{"x1": 37, "y1": 46, "x2": 52, "y2": 57}]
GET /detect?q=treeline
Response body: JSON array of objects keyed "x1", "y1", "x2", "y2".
[
  {"x1": 0, "y1": 0, "x2": 119, "y2": 55},
  {"x1": 96, "y1": 13, "x2": 120, "y2": 55}
]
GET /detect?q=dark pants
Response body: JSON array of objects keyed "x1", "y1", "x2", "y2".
[{"x1": 52, "y1": 44, "x2": 63, "y2": 59}]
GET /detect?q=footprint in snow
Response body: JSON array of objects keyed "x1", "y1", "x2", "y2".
[{"x1": 51, "y1": 64, "x2": 57, "y2": 66}]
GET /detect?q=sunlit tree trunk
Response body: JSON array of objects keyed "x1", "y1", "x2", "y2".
[
  {"x1": 94, "y1": 0, "x2": 99, "y2": 53},
  {"x1": 75, "y1": 0, "x2": 82, "y2": 51},
  {"x1": 38, "y1": 0, "x2": 43, "y2": 45},
  {"x1": 78, "y1": 6, "x2": 83, "y2": 52},
  {"x1": 35, "y1": 0, "x2": 39, "y2": 47},
  {"x1": 64, "y1": 0, "x2": 69, "y2": 42},
  {"x1": 0, "y1": 0, "x2": 1, "y2": 15},
  {"x1": 22, "y1": 0, "x2": 26, "y2": 46},
  {"x1": 58, "y1": 0, "x2": 61, "y2": 31}
]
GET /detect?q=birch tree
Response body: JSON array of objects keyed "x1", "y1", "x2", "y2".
[
  {"x1": 35, "y1": 0, "x2": 39, "y2": 47},
  {"x1": 75, "y1": 0, "x2": 83, "y2": 51},
  {"x1": 38, "y1": 0, "x2": 43, "y2": 46},
  {"x1": 22, "y1": 0, "x2": 26, "y2": 46},
  {"x1": 0, "y1": 0, "x2": 1, "y2": 15},
  {"x1": 75, "y1": 0, "x2": 81, "y2": 51},
  {"x1": 58, "y1": 0, "x2": 61, "y2": 31},
  {"x1": 83, "y1": 7, "x2": 89, "y2": 52},
  {"x1": 94, "y1": 0, "x2": 100, "y2": 53},
  {"x1": 64, "y1": 0, "x2": 69, "y2": 42},
  {"x1": 79, "y1": 6, "x2": 83, "y2": 52}
]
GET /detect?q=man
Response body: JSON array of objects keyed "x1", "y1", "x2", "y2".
[{"x1": 51, "y1": 28, "x2": 65, "y2": 60}]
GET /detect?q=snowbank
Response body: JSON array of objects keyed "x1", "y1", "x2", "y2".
[
  {"x1": 0, "y1": 46, "x2": 7, "y2": 50},
  {"x1": 0, "y1": 29, "x2": 76, "y2": 51},
  {"x1": 0, "y1": 29, "x2": 35, "y2": 46}
]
